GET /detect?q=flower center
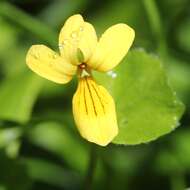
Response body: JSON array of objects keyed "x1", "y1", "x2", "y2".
[
  {"x1": 78, "y1": 63, "x2": 91, "y2": 78},
  {"x1": 79, "y1": 63, "x2": 86, "y2": 69}
]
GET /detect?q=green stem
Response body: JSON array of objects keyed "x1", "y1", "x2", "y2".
[
  {"x1": 84, "y1": 145, "x2": 98, "y2": 190},
  {"x1": 142, "y1": 0, "x2": 167, "y2": 55},
  {"x1": 0, "y1": 2, "x2": 57, "y2": 46}
]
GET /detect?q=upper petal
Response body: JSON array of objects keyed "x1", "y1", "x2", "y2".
[
  {"x1": 26, "y1": 45, "x2": 77, "y2": 84},
  {"x1": 87, "y1": 24, "x2": 135, "y2": 72},
  {"x1": 59, "y1": 14, "x2": 97, "y2": 65},
  {"x1": 72, "y1": 77, "x2": 118, "y2": 146}
]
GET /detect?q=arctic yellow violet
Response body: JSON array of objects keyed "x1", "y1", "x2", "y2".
[{"x1": 26, "y1": 14, "x2": 135, "y2": 146}]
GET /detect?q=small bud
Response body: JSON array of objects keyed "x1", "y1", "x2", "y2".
[{"x1": 77, "y1": 48, "x2": 84, "y2": 63}]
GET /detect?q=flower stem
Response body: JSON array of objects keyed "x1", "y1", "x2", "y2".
[
  {"x1": 84, "y1": 144, "x2": 98, "y2": 190},
  {"x1": 142, "y1": 0, "x2": 167, "y2": 55}
]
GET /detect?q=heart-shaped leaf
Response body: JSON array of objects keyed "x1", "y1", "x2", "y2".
[{"x1": 94, "y1": 49, "x2": 185, "y2": 145}]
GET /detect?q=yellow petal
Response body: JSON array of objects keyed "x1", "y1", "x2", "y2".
[
  {"x1": 87, "y1": 24, "x2": 135, "y2": 72},
  {"x1": 59, "y1": 14, "x2": 97, "y2": 65},
  {"x1": 26, "y1": 45, "x2": 77, "y2": 84},
  {"x1": 72, "y1": 77, "x2": 118, "y2": 146}
]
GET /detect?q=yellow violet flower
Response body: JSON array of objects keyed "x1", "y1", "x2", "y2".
[{"x1": 26, "y1": 14, "x2": 135, "y2": 146}]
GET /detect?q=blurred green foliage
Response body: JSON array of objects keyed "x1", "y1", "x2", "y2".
[{"x1": 0, "y1": 0, "x2": 189, "y2": 190}]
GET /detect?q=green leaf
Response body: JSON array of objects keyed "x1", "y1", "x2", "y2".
[
  {"x1": 24, "y1": 158, "x2": 80, "y2": 188},
  {"x1": 0, "y1": 2, "x2": 57, "y2": 46},
  {"x1": 28, "y1": 121, "x2": 89, "y2": 173},
  {"x1": 155, "y1": 129, "x2": 190, "y2": 174},
  {"x1": 0, "y1": 70, "x2": 43, "y2": 123},
  {"x1": 0, "y1": 18, "x2": 18, "y2": 58},
  {"x1": 94, "y1": 49, "x2": 185, "y2": 145},
  {"x1": 0, "y1": 153, "x2": 32, "y2": 190}
]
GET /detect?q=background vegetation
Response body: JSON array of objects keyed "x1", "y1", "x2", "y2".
[{"x1": 0, "y1": 0, "x2": 189, "y2": 189}]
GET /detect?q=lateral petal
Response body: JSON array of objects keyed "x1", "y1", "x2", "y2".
[
  {"x1": 87, "y1": 24, "x2": 135, "y2": 72},
  {"x1": 59, "y1": 14, "x2": 97, "y2": 65},
  {"x1": 72, "y1": 77, "x2": 118, "y2": 146},
  {"x1": 26, "y1": 45, "x2": 77, "y2": 84}
]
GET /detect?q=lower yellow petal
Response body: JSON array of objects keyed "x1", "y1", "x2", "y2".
[
  {"x1": 72, "y1": 77, "x2": 118, "y2": 146},
  {"x1": 26, "y1": 45, "x2": 77, "y2": 84},
  {"x1": 87, "y1": 23, "x2": 135, "y2": 72}
]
